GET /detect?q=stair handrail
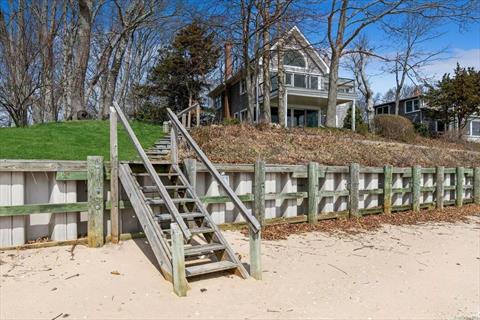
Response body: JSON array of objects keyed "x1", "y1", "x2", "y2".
[
  {"x1": 166, "y1": 107, "x2": 261, "y2": 233},
  {"x1": 112, "y1": 102, "x2": 193, "y2": 240}
]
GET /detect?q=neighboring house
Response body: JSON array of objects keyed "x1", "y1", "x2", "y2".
[
  {"x1": 374, "y1": 94, "x2": 480, "y2": 141},
  {"x1": 208, "y1": 26, "x2": 357, "y2": 128}
]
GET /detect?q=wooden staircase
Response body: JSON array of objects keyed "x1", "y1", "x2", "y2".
[
  {"x1": 119, "y1": 155, "x2": 248, "y2": 281},
  {"x1": 111, "y1": 102, "x2": 261, "y2": 295}
]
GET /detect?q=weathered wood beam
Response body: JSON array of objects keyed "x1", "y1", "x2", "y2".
[
  {"x1": 307, "y1": 162, "x2": 319, "y2": 223},
  {"x1": 383, "y1": 165, "x2": 393, "y2": 214},
  {"x1": 254, "y1": 160, "x2": 266, "y2": 226},
  {"x1": 110, "y1": 107, "x2": 120, "y2": 244},
  {"x1": 349, "y1": 163, "x2": 360, "y2": 217},
  {"x1": 0, "y1": 202, "x2": 88, "y2": 216},
  {"x1": 436, "y1": 166, "x2": 444, "y2": 209},
  {"x1": 87, "y1": 156, "x2": 104, "y2": 248},
  {"x1": 412, "y1": 166, "x2": 421, "y2": 212},
  {"x1": 456, "y1": 167, "x2": 464, "y2": 207},
  {"x1": 171, "y1": 223, "x2": 188, "y2": 297}
]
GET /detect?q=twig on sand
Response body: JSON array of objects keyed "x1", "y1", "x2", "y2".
[
  {"x1": 327, "y1": 263, "x2": 348, "y2": 276},
  {"x1": 65, "y1": 273, "x2": 79, "y2": 280},
  {"x1": 353, "y1": 245, "x2": 374, "y2": 251},
  {"x1": 51, "y1": 313, "x2": 63, "y2": 320}
]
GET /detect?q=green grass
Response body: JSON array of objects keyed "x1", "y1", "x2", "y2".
[{"x1": 0, "y1": 120, "x2": 165, "y2": 161}]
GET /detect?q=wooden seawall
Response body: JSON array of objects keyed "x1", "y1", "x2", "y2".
[{"x1": 0, "y1": 159, "x2": 478, "y2": 248}]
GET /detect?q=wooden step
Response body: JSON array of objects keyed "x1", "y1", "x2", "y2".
[
  {"x1": 132, "y1": 172, "x2": 179, "y2": 177},
  {"x1": 164, "y1": 227, "x2": 214, "y2": 235},
  {"x1": 147, "y1": 151, "x2": 170, "y2": 155},
  {"x1": 185, "y1": 261, "x2": 238, "y2": 277},
  {"x1": 184, "y1": 243, "x2": 226, "y2": 257},
  {"x1": 141, "y1": 185, "x2": 187, "y2": 192},
  {"x1": 146, "y1": 198, "x2": 195, "y2": 205},
  {"x1": 155, "y1": 212, "x2": 204, "y2": 222}
]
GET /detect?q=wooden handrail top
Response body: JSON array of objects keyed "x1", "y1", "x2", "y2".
[
  {"x1": 176, "y1": 103, "x2": 199, "y2": 117},
  {"x1": 166, "y1": 107, "x2": 261, "y2": 233}
]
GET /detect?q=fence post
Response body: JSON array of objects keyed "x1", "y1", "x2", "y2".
[
  {"x1": 183, "y1": 159, "x2": 197, "y2": 190},
  {"x1": 436, "y1": 166, "x2": 444, "y2": 209},
  {"x1": 249, "y1": 227, "x2": 262, "y2": 280},
  {"x1": 87, "y1": 156, "x2": 104, "y2": 248},
  {"x1": 456, "y1": 167, "x2": 464, "y2": 207},
  {"x1": 383, "y1": 165, "x2": 393, "y2": 214},
  {"x1": 254, "y1": 160, "x2": 266, "y2": 227},
  {"x1": 196, "y1": 105, "x2": 200, "y2": 127},
  {"x1": 412, "y1": 166, "x2": 421, "y2": 212},
  {"x1": 349, "y1": 163, "x2": 360, "y2": 217},
  {"x1": 474, "y1": 167, "x2": 480, "y2": 204},
  {"x1": 109, "y1": 107, "x2": 119, "y2": 244},
  {"x1": 171, "y1": 223, "x2": 187, "y2": 297},
  {"x1": 308, "y1": 162, "x2": 319, "y2": 223}
]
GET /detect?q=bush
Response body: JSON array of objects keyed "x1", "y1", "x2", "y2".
[
  {"x1": 223, "y1": 118, "x2": 240, "y2": 125},
  {"x1": 373, "y1": 114, "x2": 416, "y2": 142},
  {"x1": 343, "y1": 106, "x2": 365, "y2": 130},
  {"x1": 356, "y1": 122, "x2": 369, "y2": 136},
  {"x1": 414, "y1": 123, "x2": 430, "y2": 137}
]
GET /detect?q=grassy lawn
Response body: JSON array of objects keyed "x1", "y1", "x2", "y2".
[{"x1": 0, "y1": 120, "x2": 164, "y2": 161}]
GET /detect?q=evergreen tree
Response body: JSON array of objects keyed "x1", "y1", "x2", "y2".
[
  {"x1": 424, "y1": 64, "x2": 480, "y2": 136},
  {"x1": 343, "y1": 106, "x2": 365, "y2": 130},
  {"x1": 137, "y1": 21, "x2": 220, "y2": 121}
]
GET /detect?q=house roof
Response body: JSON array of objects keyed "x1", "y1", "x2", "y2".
[
  {"x1": 208, "y1": 25, "x2": 330, "y2": 97},
  {"x1": 374, "y1": 94, "x2": 422, "y2": 108}
]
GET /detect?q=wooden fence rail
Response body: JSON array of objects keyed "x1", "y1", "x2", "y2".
[{"x1": 0, "y1": 159, "x2": 479, "y2": 248}]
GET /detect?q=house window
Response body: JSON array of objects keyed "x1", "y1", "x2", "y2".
[
  {"x1": 286, "y1": 73, "x2": 293, "y2": 86},
  {"x1": 283, "y1": 50, "x2": 306, "y2": 68},
  {"x1": 471, "y1": 121, "x2": 480, "y2": 136},
  {"x1": 294, "y1": 74, "x2": 306, "y2": 88},
  {"x1": 240, "y1": 109, "x2": 248, "y2": 121},
  {"x1": 239, "y1": 80, "x2": 246, "y2": 95},
  {"x1": 405, "y1": 99, "x2": 420, "y2": 113},
  {"x1": 310, "y1": 76, "x2": 318, "y2": 90},
  {"x1": 214, "y1": 95, "x2": 222, "y2": 110},
  {"x1": 270, "y1": 72, "x2": 278, "y2": 91},
  {"x1": 376, "y1": 105, "x2": 390, "y2": 114}
]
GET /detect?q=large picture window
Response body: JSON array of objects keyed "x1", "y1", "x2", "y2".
[
  {"x1": 405, "y1": 99, "x2": 420, "y2": 113},
  {"x1": 284, "y1": 50, "x2": 306, "y2": 68},
  {"x1": 471, "y1": 121, "x2": 480, "y2": 136}
]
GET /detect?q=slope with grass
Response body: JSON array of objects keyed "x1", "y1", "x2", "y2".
[
  {"x1": 188, "y1": 124, "x2": 480, "y2": 167},
  {"x1": 0, "y1": 120, "x2": 164, "y2": 161}
]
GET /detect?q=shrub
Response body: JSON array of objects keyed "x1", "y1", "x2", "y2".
[
  {"x1": 414, "y1": 123, "x2": 430, "y2": 137},
  {"x1": 356, "y1": 122, "x2": 369, "y2": 136},
  {"x1": 343, "y1": 106, "x2": 365, "y2": 130},
  {"x1": 373, "y1": 114, "x2": 416, "y2": 142},
  {"x1": 223, "y1": 118, "x2": 240, "y2": 125}
]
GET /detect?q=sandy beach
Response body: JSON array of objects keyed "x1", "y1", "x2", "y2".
[{"x1": 1, "y1": 218, "x2": 479, "y2": 320}]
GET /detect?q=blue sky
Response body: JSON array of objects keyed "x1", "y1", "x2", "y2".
[{"x1": 337, "y1": 21, "x2": 480, "y2": 96}]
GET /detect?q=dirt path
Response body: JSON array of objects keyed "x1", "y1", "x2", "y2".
[{"x1": 1, "y1": 219, "x2": 479, "y2": 319}]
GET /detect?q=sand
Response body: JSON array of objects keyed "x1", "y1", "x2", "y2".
[{"x1": 1, "y1": 219, "x2": 479, "y2": 319}]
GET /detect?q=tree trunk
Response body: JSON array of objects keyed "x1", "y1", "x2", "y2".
[
  {"x1": 71, "y1": 0, "x2": 93, "y2": 119},
  {"x1": 261, "y1": 28, "x2": 271, "y2": 123},
  {"x1": 326, "y1": 51, "x2": 340, "y2": 128},
  {"x1": 277, "y1": 34, "x2": 286, "y2": 127}
]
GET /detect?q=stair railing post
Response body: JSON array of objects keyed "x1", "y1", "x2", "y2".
[
  {"x1": 171, "y1": 223, "x2": 187, "y2": 297},
  {"x1": 87, "y1": 156, "x2": 105, "y2": 248},
  {"x1": 109, "y1": 107, "x2": 120, "y2": 244},
  {"x1": 254, "y1": 160, "x2": 266, "y2": 227},
  {"x1": 183, "y1": 159, "x2": 197, "y2": 189},
  {"x1": 249, "y1": 227, "x2": 262, "y2": 280},
  {"x1": 307, "y1": 162, "x2": 319, "y2": 223},
  {"x1": 170, "y1": 127, "x2": 178, "y2": 165}
]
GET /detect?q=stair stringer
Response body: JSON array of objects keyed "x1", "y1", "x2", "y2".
[{"x1": 119, "y1": 164, "x2": 174, "y2": 281}]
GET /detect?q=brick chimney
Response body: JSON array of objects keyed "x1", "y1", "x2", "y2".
[{"x1": 224, "y1": 41, "x2": 233, "y2": 81}]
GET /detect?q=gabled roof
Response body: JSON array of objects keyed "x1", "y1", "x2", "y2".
[
  {"x1": 374, "y1": 94, "x2": 422, "y2": 108},
  {"x1": 271, "y1": 26, "x2": 330, "y2": 74},
  {"x1": 208, "y1": 25, "x2": 331, "y2": 97}
]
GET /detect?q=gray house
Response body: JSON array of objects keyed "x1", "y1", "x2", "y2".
[
  {"x1": 208, "y1": 26, "x2": 356, "y2": 128},
  {"x1": 374, "y1": 94, "x2": 480, "y2": 141}
]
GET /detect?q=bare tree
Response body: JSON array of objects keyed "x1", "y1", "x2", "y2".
[
  {"x1": 383, "y1": 14, "x2": 445, "y2": 114},
  {"x1": 347, "y1": 35, "x2": 375, "y2": 129},
  {"x1": 322, "y1": 0, "x2": 479, "y2": 128}
]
